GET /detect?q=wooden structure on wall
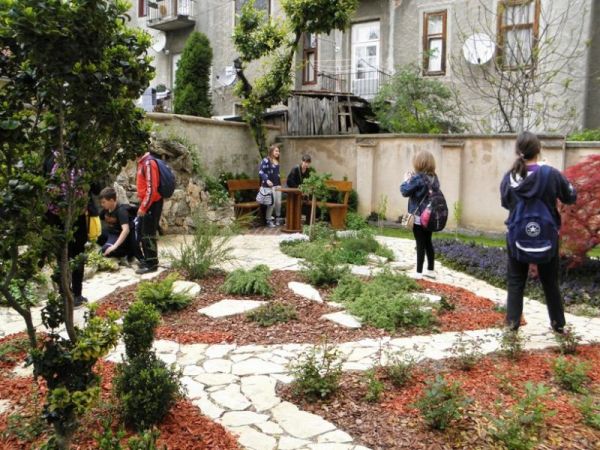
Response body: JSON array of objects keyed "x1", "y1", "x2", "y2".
[{"x1": 287, "y1": 91, "x2": 377, "y2": 136}]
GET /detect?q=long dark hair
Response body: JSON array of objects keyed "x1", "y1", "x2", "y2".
[{"x1": 511, "y1": 131, "x2": 541, "y2": 179}]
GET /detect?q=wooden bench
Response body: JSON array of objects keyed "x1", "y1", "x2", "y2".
[
  {"x1": 323, "y1": 180, "x2": 352, "y2": 230},
  {"x1": 227, "y1": 179, "x2": 260, "y2": 217}
]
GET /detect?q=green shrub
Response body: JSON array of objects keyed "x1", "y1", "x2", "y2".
[
  {"x1": 384, "y1": 351, "x2": 417, "y2": 388},
  {"x1": 567, "y1": 128, "x2": 600, "y2": 141},
  {"x1": 115, "y1": 354, "x2": 183, "y2": 431},
  {"x1": 329, "y1": 274, "x2": 364, "y2": 304},
  {"x1": 374, "y1": 244, "x2": 395, "y2": 261},
  {"x1": 336, "y1": 234, "x2": 379, "y2": 265},
  {"x1": 303, "y1": 221, "x2": 334, "y2": 242},
  {"x1": 578, "y1": 395, "x2": 600, "y2": 430},
  {"x1": 123, "y1": 301, "x2": 161, "y2": 359},
  {"x1": 279, "y1": 239, "x2": 315, "y2": 259},
  {"x1": 127, "y1": 429, "x2": 163, "y2": 450},
  {"x1": 94, "y1": 415, "x2": 125, "y2": 450},
  {"x1": 500, "y1": 328, "x2": 526, "y2": 360},
  {"x1": 450, "y1": 333, "x2": 483, "y2": 371},
  {"x1": 246, "y1": 302, "x2": 297, "y2": 326},
  {"x1": 345, "y1": 211, "x2": 369, "y2": 230},
  {"x1": 363, "y1": 368, "x2": 384, "y2": 403},
  {"x1": 300, "y1": 247, "x2": 350, "y2": 286},
  {"x1": 173, "y1": 31, "x2": 212, "y2": 117},
  {"x1": 551, "y1": 356, "x2": 591, "y2": 393},
  {"x1": 170, "y1": 214, "x2": 234, "y2": 279},
  {"x1": 87, "y1": 250, "x2": 119, "y2": 272},
  {"x1": 413, "y1": 375, "x2": 471, "y2": 430},
  {"x1": 136, "y1": 274, "x2": 192, "y2": 312},
  {"x1": 554, "y1": 325, "x2": 581, "y2": 355},
  {"x1": 221, "y1": 265, "x2": 273, "y2": 297},
  {"x1": 289, "y1": 343, "x2": 344, "y2": 401},
  {"x1": 490, "y1": 382, "x2": 555, "y2": 450}
]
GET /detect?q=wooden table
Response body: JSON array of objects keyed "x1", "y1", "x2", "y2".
[{"x1": 279, "y1": 187, "x2": 303, "y2": 233}]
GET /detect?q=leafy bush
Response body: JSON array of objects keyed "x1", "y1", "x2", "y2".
[
  {"x1": 413, "y1": 375, "x2": 471, "y2": 430},
  {"x1": 578, "y1": 395, "x2": 600, "y2": 430},
  {"x1": 221, "y1": 265, "x2": 273, "y2": 297},
  {"x1": 303, "y1": 221, "x2": 335, "y2": 242},
  {"x1": 127, "y1": 429, "x2": 163, "y2": 450},
  {"x1": 136, "y1": 274, "x2": 192, "y2": 312},
  {"x1": 289, "y1": 343, "x2": 344, "y2": 401},
  {"x1": 87, "y1": 250, "x2": 119, "y2": 272},
  {"x1": 300, "y1": 247, "x2": 350, "y2": 286},
  {"x1": 554, "y1": 325, "x2": 581, "y2": 354},
  {"x1": 372, "y1": 64, "x2": 464, "y2": 134},
  {"x1": 551, "y1": 356, "x2": 591, "y2": 393},
  {"x1": 115, "y1": 354, "x2": 183, "y2": 431},
  {"x1": 385, "y1": 351, "x2": 416, "y2": 388},
  {"x1": 345, "y1": 211, "x2": 369, "y2": 230},
  {"x1": 490, "y1": 382, "x2": 555, "y2": 450},
  {"x1": 336, "y1": 233, "x2": 379, "y2": 265},
  {"x1": 363, "y1": 368, "x2": 384, "y2": 403},
  {"x1": 329, "y1": 274, "x2": 364, "y2": 304},
  {"x1": 173, "y1": 31, "x2": 212, "y2": 117},
  {"x1": 170, "y1": 214, "x2": 235, "y2": 279},
  {"x1": 500, "y1": 328, "x2": 526, "y2": 360},
  {"x1": 567, "y1": 128, "x2": 600, "y2": 141},
  {"x1": 246, "y1": 302, "x2": 297, "y2": 326},
  {"x1": 123, "y1": 301, "x2": 161, "y2": 359},
  {"x1": 436, "y1": 239, "x2": 600, "y2": 310},
  {"x1": 450, "y1": 333, "x2": 484, "y2": 371}
]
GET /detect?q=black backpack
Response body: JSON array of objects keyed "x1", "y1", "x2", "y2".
[
  {"x1": 420, "y1": 177, "x2": 448, "y2": 232},
  {"x1": 150, "y1": 156, "x2": 176, "y2": 198}
]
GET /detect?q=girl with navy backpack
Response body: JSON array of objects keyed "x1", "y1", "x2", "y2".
[{"x1": 500, "y1": 131, "x2": 577, "y2": 333}]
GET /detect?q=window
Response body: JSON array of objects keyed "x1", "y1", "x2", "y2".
[
  {"x1": 423, "y1": 11, "x2": 447, "y2": 75},
  {"x1": 235, "y1": 0, "x2": 270, "y2": 16},
  {"x1": 138, "y1": 0, "x2": 148, "y2": 17},
  {"x1": 303, "y1": 33, "x2": 318, "y2": 85},
  {"x1": 351, "y1": 21, "x2": 380, "y2": 98},
  {"x1": 497, "y1": 0, "x2": 540, "y2": 68}
]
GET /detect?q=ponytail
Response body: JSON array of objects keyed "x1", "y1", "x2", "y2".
[{"x1": 511, "y1": 131, "x2": 541, "y2": 179}]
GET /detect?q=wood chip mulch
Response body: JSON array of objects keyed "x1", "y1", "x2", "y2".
[
  {"x1": 278, "y1": 345, "x2": 600, "y2": 450},
  {"x1": 95, "y1": 271, "x2": 505, "y2": 346},
  {"x1": 0, "y1": 345, "x2": 240, "y2": 450}
]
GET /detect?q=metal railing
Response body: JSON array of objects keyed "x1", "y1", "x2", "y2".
[
  {"x1": 148, "y1": 0, "x2": 195, "y2": 23},
  {"x1": 317, "y1": 69, "x2": 390, "y2": 99}
]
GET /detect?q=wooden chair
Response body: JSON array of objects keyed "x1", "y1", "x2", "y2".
[
  {"x1": 226, "y1": 179, "x2": 260, "y2": 217},
  {"x1": 323, "y1": 180, "x2": 352, "y2": 230}
]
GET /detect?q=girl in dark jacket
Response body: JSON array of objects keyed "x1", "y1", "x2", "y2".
[
  {"x1": 500, "y1": 131, "x2": 577, "y2": 333},
  {"x1": 400, "y1": 150, "x2": 440, "y2": 279},
  {"x1": 259, "y1": 144, "x2": 282, "y2": 227}
]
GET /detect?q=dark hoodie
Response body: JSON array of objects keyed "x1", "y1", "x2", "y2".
[{"x1": 500, "y1": 164, "x2": 577, "y2": 227}]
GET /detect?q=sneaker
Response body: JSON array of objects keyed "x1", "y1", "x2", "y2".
[
  {"x1": 410, "y1": 272, "x2": 423, "y2": 280},
  {"x1": 275, "y1": 217, "x2": 285, "y2": 226},
  {"x1": 424, "y1": 270, "x2": 436, "y2": 279},
  {"x1": 266, "y1": 220, "x2": 276, "y2": 228},
  {"x1": 74, "y1": 296, "x2": 88, "y2": 307},
  {"x1": 135, "y1": 265, "x2": 158, "y2": 275}
]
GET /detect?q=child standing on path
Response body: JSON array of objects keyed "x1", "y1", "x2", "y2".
[
  {"x1": 136, "y1": 152, "x2": 163, "y2": 274},
  {"x1": 400, "y1": 151, "x2": 440, "y2": 280},
  {"x1": 259, "y1": 145, "x2": 283, "y2": 227},
  {"x1": 500, "y1": 131, "x2": 577, "y2": 333}
]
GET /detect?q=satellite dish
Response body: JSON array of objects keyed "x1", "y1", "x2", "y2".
[
  {"x1": 462, "y1": 33, "x2": 495, "y2": 65},
  {"x1": 216, "y1": 66, "x2": 237, "y2": 87},
  {"x1": 150, "y1": 31, "x2": 167, "y2": 53}
]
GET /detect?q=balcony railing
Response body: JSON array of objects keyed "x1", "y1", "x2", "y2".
[
  {"x1": 147, "y1": 0, "x2": 195, "y2": 31},
  {"x1": 317, "y1": 69, "x2": 390, "y2": 100}
]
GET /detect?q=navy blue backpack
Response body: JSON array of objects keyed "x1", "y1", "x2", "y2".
[
  {"x1": 507, "y1": 166, "x2": 558, "y2": 264},
  {"x1": 151, "y1": 156, "x2": 176, "y2": 198}
]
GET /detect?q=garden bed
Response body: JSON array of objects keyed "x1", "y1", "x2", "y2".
[
  {"x1": 0, "y1": 334, "x2": 240, "y2": 449},
  {"x1": 278, "y1": 345, "x2": 600, "y2": 449},
  {"x1": 96, "y1": 270, "x2": 505, "y2": 345}
]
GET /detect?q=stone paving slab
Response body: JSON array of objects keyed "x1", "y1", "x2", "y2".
[
  {"x1": 288, "y1": 282, "x2": 322, "y2": 302},
  {"x1": 321, "y1": 311, "x2": 362, "y2": 329},
  {"x1": 199, "y1": 299, "x2": 267, "y2": 318}
]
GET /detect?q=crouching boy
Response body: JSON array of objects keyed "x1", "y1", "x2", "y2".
[{"x1": 98, "y1": 187, "x2": 139, "y2": 261}]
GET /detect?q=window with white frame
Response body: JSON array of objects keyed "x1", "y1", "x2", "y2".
[
  {"x1": 423, "y1": 11, "x2": 447, "y2": 75},
  {"x1": 498, "y1": 0, "x2": 540, "y2": 68}
]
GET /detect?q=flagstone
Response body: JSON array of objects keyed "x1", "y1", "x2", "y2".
[{"x1": 199, "y1": 299, "x2": 266, "y2": 318}]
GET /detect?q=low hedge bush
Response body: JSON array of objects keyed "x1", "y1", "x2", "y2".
[{"x1": 221, "y1": 265, "x2": 273, "y2": 297}]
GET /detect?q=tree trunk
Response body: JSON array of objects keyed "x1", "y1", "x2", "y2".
[{"x1": 309, "y1": 195, "x2": 317, "y2": 240}]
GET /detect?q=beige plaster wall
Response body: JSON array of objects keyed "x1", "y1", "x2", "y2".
[
  {"x1": 279, "y1": 135, "x2": 600, "y2": 233},
  {"x1": 147, "y1": 113, "x2": 281, "y2": 176}
]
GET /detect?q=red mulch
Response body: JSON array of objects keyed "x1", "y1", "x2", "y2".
[
  {"x1": 0, "y1": 332, "x2": 30, "y2": 371},
  {"x1": 0, "y1": 337, "x2": 240, "y2": 450},
  {"x1": 279, "y1": 345, "x2": 600, "y2": 449},
  {"x1": 95, "y1": 270, "x2": 505, "y2": 345}
]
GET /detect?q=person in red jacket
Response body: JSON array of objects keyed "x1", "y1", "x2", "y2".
[{"x1": 136, "y1": 152, "x2": 163, "y2": 274}]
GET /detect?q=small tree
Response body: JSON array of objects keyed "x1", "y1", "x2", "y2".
[
  {"x1": 372, "y1": 64, "x2": 464, "y2": 134},
  {"x1": 559, "y1": 154, "x2": 600, "y2": 267},
  {"x1": 0, "y1": 0, "x2": 153, "y2": 447},
  {"x1": 233, "y1": 0, "x2": 358, "y2": 156},
  {"x1": 174, "y1": 31, "x2": 213, "y2": 117},
  {"x1": 299, "y1": 172, "x2": 331, "y2": 240}
]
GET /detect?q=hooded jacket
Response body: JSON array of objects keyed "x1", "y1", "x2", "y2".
[
  {"x1": 400, "y1": 173, "x2": 440, "y2": 216},
  {"x1": 136, "y1": 153, "x2": 162, "y2": 214},
  {"x1": 500, "y1": 163, "x2": 577, "y2": 227}
]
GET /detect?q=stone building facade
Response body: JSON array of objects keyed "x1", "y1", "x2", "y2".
[{"x1": 128, "y1": 0, "x2": 600, "y2": 133}]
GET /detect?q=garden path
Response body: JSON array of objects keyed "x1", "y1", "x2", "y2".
[{"x1": 2, "y1": 234, "x2": 599, "y2": 450}]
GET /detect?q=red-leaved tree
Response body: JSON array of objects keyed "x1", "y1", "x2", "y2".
[{"x1": 559, "y1": 154, "x2": 600, "y2": 267}]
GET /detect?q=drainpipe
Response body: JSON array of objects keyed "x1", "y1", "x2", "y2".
[{"x1": 387, "y1": 0, "x2": 396, "y2": 73}]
